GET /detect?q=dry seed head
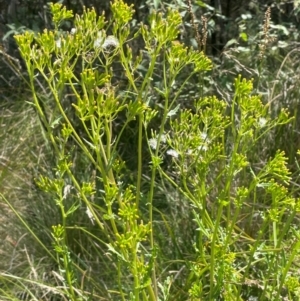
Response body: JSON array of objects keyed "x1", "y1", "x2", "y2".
[
  {"x1": 263, "y1": 6, "x2": 271, "y2": 36},
  {"x1": 187, "y1": 0, "x2": 202, "y2": 50},
  {"x1": 201, "y1": 16, "x2": 208, "y2": 50},
  {"x1": 259, "y1": 6, "x2": 274, "y2": 59}
]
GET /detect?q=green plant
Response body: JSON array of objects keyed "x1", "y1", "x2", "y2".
[
  {"x1": 10, "y1": 1, "x2": 210, "y2": 300},
  {"x1": 1, "y1": 0, "x2": 300, "y2": 300},
  {"x1": 156, "y1": 76, "x2": 297, "y2": 300}
]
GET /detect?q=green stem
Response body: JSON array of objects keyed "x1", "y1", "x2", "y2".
[
  {"x1": 136, "y1": 113, "x2": 143, "y2": 209},
  {"x1": 132, "y1": 244, "x2": 140, "y2": 301},
  {"x1": 209, "y1": 202, "x2": 223, "y2": 300},
  {"x1": 277, "y1": 238, "x2": 300, "y2": 300}
]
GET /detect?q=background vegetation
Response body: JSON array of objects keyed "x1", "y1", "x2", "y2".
[{"x1": 1, "y1": 0, "x2": 300, "y2": 300}]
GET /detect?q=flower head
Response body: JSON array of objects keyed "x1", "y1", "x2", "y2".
[
  {"x1": 149, "y1": 134, "x2": 167, "y2": 150},
  {"x1": 258, "y1": 117, "x2": 267, "y2": 128},
  {"x1": 103, "y1": 35, "x2": 120, "y2": 49},
  {"x1": 149, "y1": 138, "x2": 158, "y2": 150},
  {"x1": 167, "y1": 149, "x2": 179, "y2": 158},
  {"x1": 94, "y1": 34, "x2": 119, "y2": 50},
  {"x1": 56, "y1": 38, "x2": 61, "y2": 48}
]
